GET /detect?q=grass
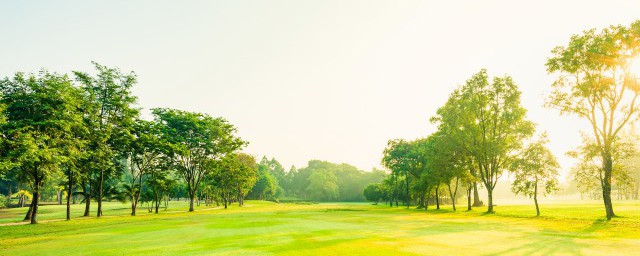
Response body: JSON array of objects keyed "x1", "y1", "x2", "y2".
[{"x1": 1, "y1": 200, "x2": 639, "y2": 255}]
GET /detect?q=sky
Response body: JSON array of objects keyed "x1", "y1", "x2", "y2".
[{"x1": 1, "y1": 1, "x2": 639, "y2": 181}]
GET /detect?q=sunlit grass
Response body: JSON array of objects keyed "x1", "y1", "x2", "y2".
[{"x1": 1, "y1": 200, "x2": 639, "y2": 255}]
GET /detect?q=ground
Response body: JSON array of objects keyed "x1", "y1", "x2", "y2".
[{"x1": 1, "y1": 200, "x2": 639, "y2": 255}]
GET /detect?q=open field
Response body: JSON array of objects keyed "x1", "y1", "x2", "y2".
[{"x1": 1, "y1": 201, "x2": 640, "y2": 255}]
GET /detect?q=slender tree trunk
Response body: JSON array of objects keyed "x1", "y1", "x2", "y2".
[
  {"x1": 155, "y1": 192, "x2": 159, "y2": 214},
  {"x1": 405, "y1": 172, "x2": 410, "y2": 208},
  {"x1": 67, "y1": 170, "x2": 73, "y2": 221},
  {"x1": 473, "y1": 182, "x2": 482, "y2": 206},
  {"x1": 534, "y1": 181, "x2": 540, "y2": 217},
  {"x1": 394, "y1": 174, "x2": 399, "y2": 207},
  {"x1": 602, "y1": 152, "x2": 615, "y2": 220},
  {"x1": 448, "y1": 178, "x2": 459, "y2": 211},
  {"x1": 467, "y1": 184, "x2": 472, "y2": 211},
  {"x1": 97, "y1": 170, "x2": 104, "y2": 217},
  {"x1": 435, "y1": 185, "x2": 440, "y2": 210}
]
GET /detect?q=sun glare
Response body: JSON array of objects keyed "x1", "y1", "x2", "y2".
[{"x1": 631, "y1": 56, "x2": 640, "y2": 77}]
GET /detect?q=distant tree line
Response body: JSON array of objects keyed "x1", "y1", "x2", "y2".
[{"x1": 248, "y1": 158, "x2": 385, "y2": 202}]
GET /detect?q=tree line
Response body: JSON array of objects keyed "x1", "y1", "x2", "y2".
[
  {"x1": 0, "y1": 63, "x2": 254, "y2": 224},
  {"x1": 366, "y1": 20, "x2": 640, "y2": 219}
]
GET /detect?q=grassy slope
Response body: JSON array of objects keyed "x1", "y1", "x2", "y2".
[{"x1": 1, "y1": 201, "x2": 640, "y2": 255}]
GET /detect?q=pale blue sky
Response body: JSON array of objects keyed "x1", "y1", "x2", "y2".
[{"x1": 1, "y1": 1, "x2": 639, "y2": 179}]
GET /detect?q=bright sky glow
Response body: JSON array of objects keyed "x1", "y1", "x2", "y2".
[{"x1": 1, "y1": 1, "x2": 639, "y2": 182}]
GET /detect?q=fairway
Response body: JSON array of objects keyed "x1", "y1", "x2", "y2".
[{"x1": 1, "y1": 201, "x2": 639, "y2": 256}]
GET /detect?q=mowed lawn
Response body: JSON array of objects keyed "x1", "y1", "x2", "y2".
[{"x1": 1, "y1": 201, "x2": 640, "y2": 255}]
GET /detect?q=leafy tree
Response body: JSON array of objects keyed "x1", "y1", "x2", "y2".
[
  {"x1": 382, "y1": 139, "x2": 417, "y2": 208},
  {"x1": 74, "y1": 62, "x2": 138, "y2": 217},
  {"x1": 213, "y1": 153, "x2": 258, "y2": 207},
  {"x1": 0, "y1": 71, "x2": 83, "y2": 224},
  {"x1": 249, "y1": 168, "x2": 278, "y2": 200},
  {"x1": 546, "y1": 20, "x2": 640, "y2": 220},
  {"x1": 454, "y1": 70, "x2": 534, "y2": 213},
  {"x1": 510, "y1": 134, "x2": 560, "y2": 216},
  {"x1": 363, "y1": 183, "x2": 387, "y2": 205},
  {"x1": 306, "y1": 171, "x2": 339, "y2": 201},
  {"x1": 153, "y1": 108, "x2": 245, "y2": 212},
  {"x1": 126, "y1": 119, "x2": 166, "y2": 216}
]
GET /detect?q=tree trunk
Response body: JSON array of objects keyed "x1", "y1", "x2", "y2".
[
  {"x1": 448, "y1": 178, "x2": 459, "y2": 211},
  {"x1": 188, "y1": 190, "x2": 195, "y2": 212},
  {"x1": 155, "y1": 195, "x2": 159, "y2": 214},
  {"x1": 467, "y1": 185, "x2": 472, "y2": 211},
  {"x1": 473, "y1": 182, "x2": 482, "y2": 206},
  {"x1": 487, "y1": 187, "x2": 494, "y2": 213},
  {"x1": 394, "y1": 174, "x2": 398, "y2": 207},
  {"x1": 24, "y1": 197, "x2": 34, "y2": 221},
  {"x1": 534, "y1": 181, "x2": 540, "y2": 217},
  {"x1": 67, "y1": 170, "x2": 73, "y2": 221},
  {"x1": 30, "y1": 191, "x2": 40, "y2": 224},
  {"x1": 83, "y1": 182, "x2": 91, "y2": 217},
  {"x1": 602, "y1": 152, "x2": 615, "y2": 220},
  {"x1": 435, "y1": 185, "x2": 440, "y2": 210},
  {"x1": 97, "y1": 170, "x2": 104, "y2": 217},
  {"x1": 405, "y1": 172, "x2": 410, "y2": 208}
]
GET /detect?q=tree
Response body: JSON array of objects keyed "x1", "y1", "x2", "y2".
[
  {"x1": 306, "y1": 171, "x2": 339, "y2": 201},
  {"x1": 126, "y1": 119, "x2": 166, "y2": 216},
  {"x1": 382, "y1": 139, "x2": 417, "y2": 208},
  {"x1": 510, "y1": 134, "x2": 560, "y2": 216},
  {"x1": 153, "y1": 108, "x2": 245, "y2": 212},
  {"x1": 213, "y1": 153, "x2": 258, "y2": 208},
  {"x1": 568, "y1": 134, "x2": 635, "y2": 201},
  {"x1": 74, "y1": 62, "x2": 138, "y2": 217},
  {"x1": 455, "y1": 70, "x2": 534, "y2": 213},
  {"x1": 363, "y1": 183, "x2": 387, "y2": 205},
  {"x1": 0, "y1": 71, "x2": 83, "y2": 224},
  {"x1": 249, "y1": 169, "x2": 278, "y2": 200},
  {"x1": 546, "y1": 20, "x2": 640, "y2": 220}
]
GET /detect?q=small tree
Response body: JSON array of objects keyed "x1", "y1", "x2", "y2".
[
  {"x1": 363, "y1": 183, "x2": 386, "y2": 205},
  {"x1": 510, "y1": 134, "x2": 560, "y2": 216}
]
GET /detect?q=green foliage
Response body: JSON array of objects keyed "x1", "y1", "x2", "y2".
[
  {"x1": 363, "y1": 183, "x2": 387, "y2": 204},
  {"x1": 510, "y1": 133, "x2": 560, "y2": 216},
  {"x1": 546, "y1": 20, "x2": 640, "y2": 219},
  {"x1": 153, "y1": 108, "x2": 246, "y2": 211},
  {"x1": 306, "y1": 171, "x2": 339, "y2": 201},
  {"x1": 0, "y1": 70, "x2": 84, "y2": 222}
]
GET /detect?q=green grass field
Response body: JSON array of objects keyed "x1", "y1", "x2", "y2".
[{"x1": 1, "y1": 200, "x2": 640, "y2": 255}]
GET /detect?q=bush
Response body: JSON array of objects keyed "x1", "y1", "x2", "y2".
[{"x1": 0, "y1": 194, "x2": 6, "y2": 208}]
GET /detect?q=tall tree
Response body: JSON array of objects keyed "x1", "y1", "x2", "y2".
[
  {"x1": 74, "y1": 62, "x2": 138, "y2": 217},
  {"x1": 0, "y1": 71, "x2": 83, "y2": 224},
  {"x1": 458, "y1": 70, "x2": 534, "y2": 213},
  {"x1": 546, "y1": 20, "x2": 640, "y2": 219},
  {"x1": 510, "y1": 134, "x2": 560, "y2": 216},
  {"x1": 153, "y1": 108, "x2": 245, "y2": 212}
]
